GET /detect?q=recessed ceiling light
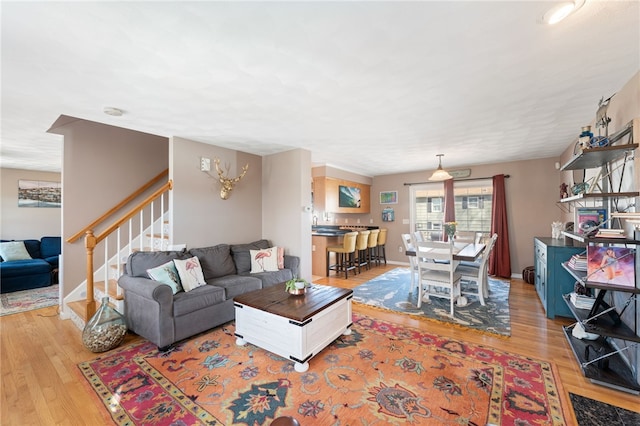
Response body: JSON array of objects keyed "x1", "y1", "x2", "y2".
[
  {"x1": 542, "y1": 0, "x2": 585, "y2": 25},
  {"x1": 103, "y1": 107, "x2": 124, "y2": 116}
]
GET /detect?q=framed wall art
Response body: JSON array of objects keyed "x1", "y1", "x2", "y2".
[
  {"x1": 18, "y1": 179, "x2": 61, "y2": 208},
  {"x1": 379, "y1": 191, "x2": 398, "y2": 204},
  {"x1": 382, "y1": 207, "x2": 395, "y2": 222}
]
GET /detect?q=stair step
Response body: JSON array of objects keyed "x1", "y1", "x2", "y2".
[
  {"x1": 68, "y1": 300, "x2": 88, "y2": 324},
  {"x1": 95, "y1": 280, "x2": 124, "y2": 301},
  {"x1": 146, "y1": 233, "x2": 170, "y2": 239},
  {"x1": 68, "y1": 298, "x2": 121, "y2": 324}
]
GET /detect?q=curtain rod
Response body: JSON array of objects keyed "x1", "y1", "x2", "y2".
[{"x1": 403, "y1": 175, "x2": 510, "y2": 186}]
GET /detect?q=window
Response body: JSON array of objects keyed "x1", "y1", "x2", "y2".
[{"x1": 410, "y1": 180, "x2": 493, "y2": 241}]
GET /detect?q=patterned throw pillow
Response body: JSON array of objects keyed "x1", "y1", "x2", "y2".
[
  {"x1": 174, "y1": 257, "x2": 207, "y2": 292},
  {"x1": 249, "y1": 247, "x2": 279, "y2": 273},
  {"x1": 277, "y1": 247, "x2": 285, "y2": 269},
  {"x1": 0, "y1": 241, "x2": 32, "y2": 261},
  {"x1": 147, "y1": 260, "x2": 183, "y2": 294}
]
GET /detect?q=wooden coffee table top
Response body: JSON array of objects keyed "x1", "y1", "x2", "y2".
[{"x1": 234, "y1": 283, "x2": 352, "y2": 323}]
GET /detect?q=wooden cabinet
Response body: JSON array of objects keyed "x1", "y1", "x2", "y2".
[
  {"x1": 534, "y1": 237, "x2": 584, "y2": 319},
  {"x1": 313, "y1": 177, "x2": 370, "y2": 213},
  {"x1": 312, "y1": 235, "x2": 339, "y2": 276}
]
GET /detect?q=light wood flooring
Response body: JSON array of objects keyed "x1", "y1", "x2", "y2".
[{"x1": 1, "y1": 264, "x2": 638, "y2": 425}]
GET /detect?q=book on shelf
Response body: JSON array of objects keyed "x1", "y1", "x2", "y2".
[
  {"x1": 594, "y1": 229, "x2": 627, "y2": 239},
  {"x1": 567, "y1": 253, "x2": 588, "y2": 271},
  {"x1": 569, "y1": 292, "x2": 596, "y2": 310}
]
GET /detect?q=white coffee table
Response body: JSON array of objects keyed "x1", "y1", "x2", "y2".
[{"x1": 234, "y1": 283, "x2": 353, "y2": 372}]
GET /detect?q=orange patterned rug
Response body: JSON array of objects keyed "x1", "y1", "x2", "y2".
[{"x1": 78, "y1": 314, "x2": 568, "y2": 425}]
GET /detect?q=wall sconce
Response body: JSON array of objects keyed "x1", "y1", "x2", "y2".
[{"x1": 204, "y1": 158, "x2": 249, "y2": 200}]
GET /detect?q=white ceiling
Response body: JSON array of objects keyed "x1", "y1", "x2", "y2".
[{"x1": 1, "y1": 1, "x2": 639, "y2": 177}]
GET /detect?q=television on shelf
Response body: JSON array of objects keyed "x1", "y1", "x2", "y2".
[
  {"x1": 586, "y1": 246, "x2": 636, "y2": 288},
  {"x1": 338, "y1": 185, "x2": 361, "y2": 208}
]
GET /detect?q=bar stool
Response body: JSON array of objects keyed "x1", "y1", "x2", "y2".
[
  {"x1": 354, "y1": 230, "x2": 370, "y2": 273},
  {"x1": 326, "y1": 231, "x2": 358, "y2": 278},
  {"x1": 367, "y1": 229, "x2": 380, "y2": 267},
  {"x1": 376, "y1": 228, "x2": 388, "y2": 264}
]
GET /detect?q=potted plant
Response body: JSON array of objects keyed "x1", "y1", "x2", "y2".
[{"x1": 285, "y1": 277, "x2": 309, "y2": 295}]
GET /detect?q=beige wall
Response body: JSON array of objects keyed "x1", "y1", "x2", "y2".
[
  {"x1": 369, "y1": 157, "x2": 560, "y2": 275},
  {"x1": 263, "y1": 149, "x2": 313, "y2": 280},
  {"x1": 0, "y1": 168, "x2": 62, "y2": 239},
  {"x1": 49, "y1": 116, "x2": 169, "y2": 299},
  {"x1": 170, "y1": 137, "x2": 263, "y2": 247}
]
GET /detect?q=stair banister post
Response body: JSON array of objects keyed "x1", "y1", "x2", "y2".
[{"x1": 85, "y1": 230, "x2": 97, "y2": 319}]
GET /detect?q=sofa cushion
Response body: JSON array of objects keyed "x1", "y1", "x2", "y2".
[
  {"x1": 146, "y1": 260, "x2": 183, "y2": 294},
  {"x1": 230, "y1": 239, "x2": 270, "y2": 274},
  {"x1": 40, "y1": 236, "x2": 61, "y2": 259},
  {"x1": 0, "y1": 241, "x2": 32, "y2": 261},
  {"x1": 173, "y1": 284, "x2": 226, "y2": 317},
  {"x1": 174, "y1": 257, "x2": 207, "y2": 292},
  {"x1": 0, "y1": 259, "x2": 51, "y2": 277},
  {"x1": 126, "y1": 251, "x2": 191, "y2": 277},
  {"x1": 22, "y1": 240, "x2": 42, "y2": 259},
  {"x1": 206, "y1": 275, "x2": 262, "y2": 299},
  {"x1": 239, "y1": 268, "x2": 294, "y2": 288},
  {"x1": 189, "y1": 244, "x2": 236, "y2": 279}
]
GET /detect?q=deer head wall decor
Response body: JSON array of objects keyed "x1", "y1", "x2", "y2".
[{"x1": 212, "y1": 158, "x2": 249, "y2": 200}]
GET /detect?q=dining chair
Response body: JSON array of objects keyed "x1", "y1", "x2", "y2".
[
  {"x1": 367, "y1": 229, "x2": 380, "y2": 267},
  {"x1": 416, "y1": 241, "x2": 461, "y2": 316},
  {"x1": 326, "y1": 231, "x2": 358, "y2": 278},
  {"x1": 455, "y1": 231, "x2": 477, "y2": 244},
  {"x1": 401, "y1": 233, "x2": 418, "y2": 292},
  {"x1": 354, "y1": 230, "x2": 370, "y2": 273},
  {"x1": 375, "y1": 228, "x2": 388, "y2": 264},
  {"x1": 456, "y1": 233, "x2": 498, "y2": 305}
]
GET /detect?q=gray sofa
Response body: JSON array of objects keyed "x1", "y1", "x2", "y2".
[{"x1": 118, "y1": 240, "x2": 299, "y2": 349}]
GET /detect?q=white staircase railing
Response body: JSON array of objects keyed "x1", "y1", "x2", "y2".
[{"x1": 66, "y1": 171, "x2": 172, "y2": 322}]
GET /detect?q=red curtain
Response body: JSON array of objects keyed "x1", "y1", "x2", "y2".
[
  {"x1": 443, "y1": 178, "x2": 455, "y2": 242},
  {"x1": 489, "y1": 174, "x2": 511, "y2": 278}
]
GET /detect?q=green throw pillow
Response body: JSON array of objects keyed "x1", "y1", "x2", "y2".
[
  {"x1": 0, "y1": 241, "x2": 32, "y2": 261},
  {"x1": 147, "y1": 260, "x2": 183, "y2": 294}
]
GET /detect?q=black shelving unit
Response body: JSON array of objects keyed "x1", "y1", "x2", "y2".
[{"x1": 559, "y1": 118, "x2": 639, "y2": 394}]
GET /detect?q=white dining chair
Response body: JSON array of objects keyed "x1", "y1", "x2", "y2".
[
  {"x1": 454, "y1": 231, "x2": 477, "y2": 244},
  {"x1": 416, "y1": 241, "x2": 461, "y2": 316},
  {"x1": 401, "y1": 233, "x2": 418, "y2": 293},
  {"x1": 456, "y1": 233, "x2": 498, "y2": 306}
]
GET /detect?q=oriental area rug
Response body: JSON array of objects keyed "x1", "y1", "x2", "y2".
[
  {"x1": 352, "y1": 268, "x2": 511, "y2": 336},
  {"x1": 78, "y1": 314, "x2": 568, "y2": 425},
  {"x1": 0, "y1": 284, "x2": 58, "y2": 316}
]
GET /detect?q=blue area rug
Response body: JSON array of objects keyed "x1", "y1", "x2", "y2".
[{"x1": 352, "y1": 267, "x2": 511, "y2": 336}]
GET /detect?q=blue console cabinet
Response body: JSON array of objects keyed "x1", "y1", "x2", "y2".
[{"x1": 534, "y1": 237, "x2": 584, "y2": 319}]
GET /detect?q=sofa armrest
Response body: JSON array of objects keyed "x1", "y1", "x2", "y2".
[
  {"x1": 118, "y1": 274, "x2": 173, "y2": 307},
  {"x1": 284, "y1": 255, "x2": 300, "y2": 277}
]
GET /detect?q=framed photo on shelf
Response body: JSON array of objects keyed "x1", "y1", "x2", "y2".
[
  {"x1": 575, "y1": 207, "x2": 607, "y2": 236},
  {"x1": 379, "y1": 191, "x2": 398, "y2": 204},
  {"x1": 587, "y1": 246, "x2": 636, "y2": 288}
]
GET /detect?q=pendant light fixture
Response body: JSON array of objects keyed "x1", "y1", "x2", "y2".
[
  {"x1": 541, "y1": 0, "x2": 585, "y2": 25},
  {"x1": 428, "y1": 154, "x2": 453, "y2": 181}
]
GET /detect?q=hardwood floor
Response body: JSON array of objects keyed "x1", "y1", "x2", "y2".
[{"x1": 1, "y1": 264, "x2": 638, "y2": 425}]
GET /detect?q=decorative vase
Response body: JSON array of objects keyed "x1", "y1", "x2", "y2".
[{"x1": 82, "y1": 297, "x2": 127, "y2": 353}]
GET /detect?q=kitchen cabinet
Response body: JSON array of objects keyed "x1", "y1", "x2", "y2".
[{"x1": 313, "y1": 177, "x2": 370, "y2": 213}]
